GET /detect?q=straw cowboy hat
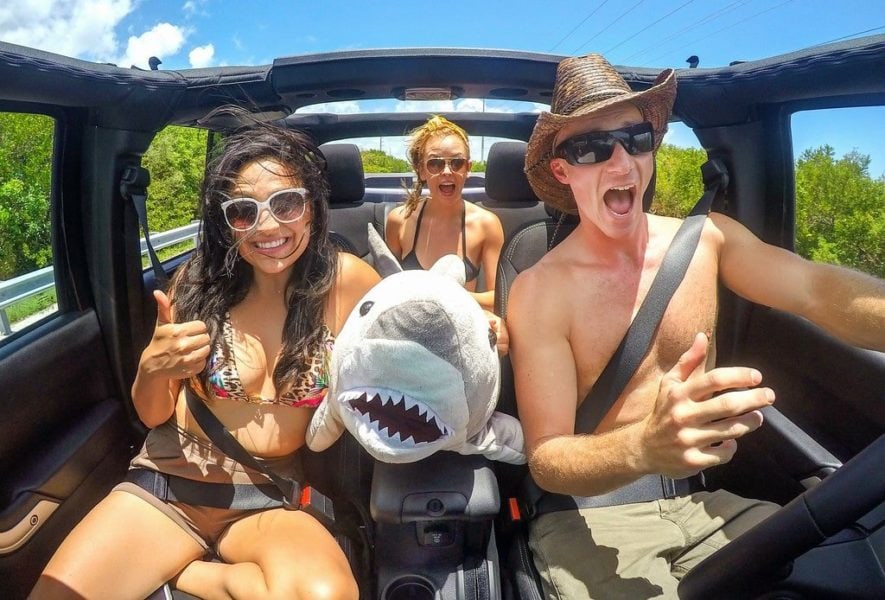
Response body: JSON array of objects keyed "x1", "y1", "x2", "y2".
[{"x1": 525, "y1": 54, "x2": 677, "y2": 214}]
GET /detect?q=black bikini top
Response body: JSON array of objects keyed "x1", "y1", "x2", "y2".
[{"x1": 400, "y1": 201, "x2": 480, "y2": 283}]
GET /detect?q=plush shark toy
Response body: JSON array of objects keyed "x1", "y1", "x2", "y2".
[{"x1": 307, "y1": 225, "x2": 525, "y2": 464}]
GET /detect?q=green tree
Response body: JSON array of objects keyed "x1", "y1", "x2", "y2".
[
  {"x1": 652, "y1": 144, "x2": 706, "y2": 217},
  {"x1": 795, "y1": 145, "x2": 884, "y2": 277},
  {"x1": 0, "y1": 112, "x2": 53, "y2": 279},
  {"x1": 142, "y1": 126, "x2": 208, "y2": 232},
  {"x1": 360, "y1": 149, "x2": 410, "y2": 173}
]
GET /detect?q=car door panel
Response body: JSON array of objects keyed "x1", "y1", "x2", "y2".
[
  {"x1": 0, "y1": 311, "x2": 132, "y2": 597},
  {"x1": 705, "y1": 306, "x2": 884, "y2": 505}
]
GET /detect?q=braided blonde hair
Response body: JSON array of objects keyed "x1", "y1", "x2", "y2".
[{"x1": 403, "y1": 115, "x2": 470, "y2": 217}]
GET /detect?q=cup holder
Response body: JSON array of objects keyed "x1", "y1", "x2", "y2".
[{"x1": 382, "y1": 575, "x2": 436, "y2": 600}]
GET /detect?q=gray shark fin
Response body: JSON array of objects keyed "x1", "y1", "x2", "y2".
[{"x1": 367, "y1": 224, "x2": 404, "y2": 278}]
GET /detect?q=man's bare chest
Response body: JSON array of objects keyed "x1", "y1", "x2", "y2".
[{"x1": 567, "y1": 252, "x2": 719, "y2": 404}]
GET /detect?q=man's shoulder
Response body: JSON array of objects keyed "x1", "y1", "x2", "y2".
[
  {"x1": 646, "y1": 212, "x2": 683, "y2": 231},
  {"x1": 510, "y1": 248, "x2": 573, "y2": 308},
  {"x1": 647, "y1": 212, "x2": 727, "y2": 252}
]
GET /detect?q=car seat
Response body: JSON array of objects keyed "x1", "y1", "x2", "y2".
[
  {"x1": 485, "y1": 144, "x2": 578, "y2": 600},
  {"x1": 478, "y1": 141, "x2": 549, "y2": 246},
  {"x1": 321, "y1": 143, "x2": 386, "y2": 261}
]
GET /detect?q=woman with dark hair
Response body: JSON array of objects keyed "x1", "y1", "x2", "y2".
[{"x1": 32, "y1": 118, "x2": 379, "y2": 599}]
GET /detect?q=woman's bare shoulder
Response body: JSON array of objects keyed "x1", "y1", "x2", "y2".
[
  {"x1": 387, "y1": 203, "x2": 412, "y2": 223},
  {"x1": 467, "y1": 201, "x2": 503, "y2": 229},
  {"x1": 337, "y1": 252, "x2": 381, "y2": 292}
]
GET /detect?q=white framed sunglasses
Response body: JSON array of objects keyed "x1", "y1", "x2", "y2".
[{"x1": 220, "y1": 187, "x2": 309, "y2": 231}]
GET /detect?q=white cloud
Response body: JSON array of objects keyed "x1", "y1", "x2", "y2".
[
  {"x1": 118, "y1": 22, "x2": 187, "y2": 69},
  {"x1": 298, "y1": 101, "x2": 363, "y2": 115},
  {"x1": 0, "y1": 0, "x2": 133, "y2": 61},
  {"x1": 182, "y1": 0, "x2": 208, "y2": 18},
  {"x1": 454, "y1": 98, "x2": 484, "y2": 112},
  {"x1": 188, "y1": 43, "x2": 214, "y2": 68},
  {"x1": 394, "y1": 100, "x2": 455, "y2": 113},
  {"x1": 0, "y1": 1, "x2": 198, "y2": 69}
]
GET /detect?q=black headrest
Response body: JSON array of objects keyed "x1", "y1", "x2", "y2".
[
  {"x1": 485, "y1": 141, "x2": 539, "y2": 204},
  {"x1": 319, "y1": 143, "x2": 365, "y2": 204}
]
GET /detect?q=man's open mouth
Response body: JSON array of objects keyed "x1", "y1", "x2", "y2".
[{"x1": 603, "y1": 184, "x2": 636, "y2": 216}]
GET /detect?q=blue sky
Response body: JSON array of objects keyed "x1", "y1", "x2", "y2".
[{"x1": 1, "y1": 0, "x2": 882, "y2": 174}]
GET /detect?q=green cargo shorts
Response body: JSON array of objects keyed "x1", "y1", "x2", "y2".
[{"x1": 528, "y1": 489, "x2": 779, "y2": 599}]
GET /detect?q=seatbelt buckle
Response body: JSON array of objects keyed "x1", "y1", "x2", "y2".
[
  {"x1": 281, "y1": 481, "x2": 303, "y2": 512},
  {"x1": 507, "y1": 497, "x2": 523, "y2": 522},
  {"x1": 298, "y1": 485, "x2": 336, "y2": 529}
]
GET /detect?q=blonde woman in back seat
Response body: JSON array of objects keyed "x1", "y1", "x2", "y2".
[{"x1": 386, "y1": 116, "x2": 508, "y2": 350}]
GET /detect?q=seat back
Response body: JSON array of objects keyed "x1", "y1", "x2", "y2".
[
  {"x1": 489, "y1": 143, "x2": 579, "y2": 421},
  {"x1": 321, "y1": 143, "x2": 386, "y2": 261},
  {"x1": 478, "y1": 141, "x2": 548, "y2": 245}
]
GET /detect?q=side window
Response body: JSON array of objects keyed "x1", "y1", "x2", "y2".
[
  {"x1": 651, "y1": 127, "x2": 706, "y2": 218},
  {"x1": 0, "y1": 111, "x2": 56, "y2": 342},
  {"x1": 792, "y1": 108, "x2": 884, "y2": 278},
  {"x1": 141, "y1": 125, "x2": 208, "y2": 266}
]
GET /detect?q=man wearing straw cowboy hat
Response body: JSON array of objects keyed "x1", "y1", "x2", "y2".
[{"x1": 507, "y1": 54, "x2": 885, "y2": 598}]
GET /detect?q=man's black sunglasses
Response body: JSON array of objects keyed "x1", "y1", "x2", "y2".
[{"x1": 554, "y1": 122, "x2": 655, "y2": 166}]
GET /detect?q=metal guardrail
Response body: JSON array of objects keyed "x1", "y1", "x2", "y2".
[{"x1": 0, "y1": 221, "x2": 200, "y2": 336}]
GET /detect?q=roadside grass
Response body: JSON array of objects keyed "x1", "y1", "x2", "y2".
[{"x1": 7, "y1": 288, "x2": 57, "y2": 323}]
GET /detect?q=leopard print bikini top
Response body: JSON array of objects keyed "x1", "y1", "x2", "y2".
[{"x1": 206, "y1": 315, "x2": 334, "y2": 408}]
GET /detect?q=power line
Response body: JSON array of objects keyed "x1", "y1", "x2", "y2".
[
  {"x1": 603, "y1": 0, "x2": 696, "y2": 56},
  {"x1": 645, "y1": 0, "x2": 794, "y2": 65},
  {"x1": 808, "y1": 25, "x2": 885, "y2": 48},
  {"x1": 621, "y1": 0, "x2": 751, "y2": 64},
  {"x1": 573, "y1": 0, "x2": 647, "y2": 55},
  {"x1": 549, "y1": 1, "x2": 612, "y2": 53}
]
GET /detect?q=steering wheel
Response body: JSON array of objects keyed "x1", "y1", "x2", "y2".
[{"x1": 677, "y1": 434, "x2": 885, "y2": 598}]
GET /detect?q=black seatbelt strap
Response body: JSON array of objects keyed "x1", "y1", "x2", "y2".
[
  {"x1": 125, "y1": 468, "x2": 286, "y2": 510},
  {"x1": 574, "y1": 158, "x2": 728, "y2": 433},
  {"x1": 185, "y1": 388, "x2": 303, "y2": 509},
  {"x1": 120, "y1": 165, "x2": 169, "y2": 287}
]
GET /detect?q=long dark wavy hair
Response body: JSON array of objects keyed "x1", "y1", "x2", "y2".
[{"x1": 171, "y1": 111, "x2": 337, "y2": 399}]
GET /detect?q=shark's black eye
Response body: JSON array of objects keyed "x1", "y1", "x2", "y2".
[
  {"x1": 359, "y1": 301, "x2": 374, "y2": 316},
  {"x1": 488, "y1": 327, "x2": 498, "y2": 349}
]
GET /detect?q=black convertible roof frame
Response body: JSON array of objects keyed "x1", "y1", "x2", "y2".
[{"x1": 1, "y1": 36, "x2": 883, "y2": 136}]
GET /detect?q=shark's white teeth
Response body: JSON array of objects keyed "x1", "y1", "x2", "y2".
[
  {"x1": 352, "y1": 405, "x2": 452, "y2": 447},
  {"x1": 339, "y1": 390, "x2": 367, "y2": 403},
  {"x1": 342, "y1": 386, "x2": 454, "y2": 442}
]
